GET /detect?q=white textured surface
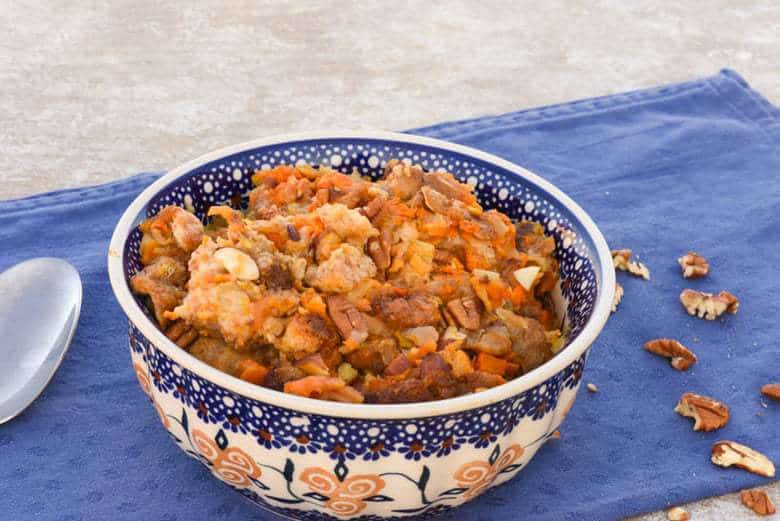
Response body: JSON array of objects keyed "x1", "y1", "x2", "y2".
[{"x1": 0, "y1": 1, "x2": 777, "y2": 519}]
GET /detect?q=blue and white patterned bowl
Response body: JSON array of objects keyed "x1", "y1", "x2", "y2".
[{"x1": 108, "y1": 131, "x2": 614, "y2": 519}]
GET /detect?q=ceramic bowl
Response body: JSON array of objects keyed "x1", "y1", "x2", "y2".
[{"x1": 108, "y1": 131, "x2": 614, "y2": 519}]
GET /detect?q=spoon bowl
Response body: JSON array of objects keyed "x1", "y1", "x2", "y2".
[{"x1": 0, "y1": 258, "x2": 82, "y2": 424}]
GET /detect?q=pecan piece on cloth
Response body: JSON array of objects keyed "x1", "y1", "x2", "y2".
[
  {"x1": 740, "y1": 489, "x2": 776, "y2": 516},
  {"x1": 611, "y1": 282, "x2": 624, "y2": 313},
  {"x1": 611, "y1": 248, "x2": 650, "y2": 279},
  {"x1": 675, "y1": 392, "x2": 729, "y2": 431},
  {"x1": 644, "y1": 338, "x2": 697, "y2": 371},
  {"x1": 666, "y1": 507, "x2": 690, "y2": 521},
  {"x1": 678, "y1": 251, "x2": 709, "y2": 278},
  {"x1": 760, "y1": 383, "x2": 780, "y2": 401},
  {"x1": 679, "y1": 289, "x2": 739, "y2": 320},
  {"x1": 711, "y1": 441, "x2": 776, "y2": 477}
]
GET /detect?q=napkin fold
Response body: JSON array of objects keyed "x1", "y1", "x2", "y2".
[{"x1": 0, "y1": 69, "x2": 778, "y2": 521}]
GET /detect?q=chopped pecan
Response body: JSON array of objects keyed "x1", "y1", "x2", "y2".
[
  {"x1": 446, "y1": 296, "x2": 482, "y2": 330},
  {"x1": 611, "y1": 282, "x2": 624, "y2": 313},
  {"x1": 362, "y1": 196, "x2": 386, "y2": 220},
  {"x1": 367, "y1": 228, "x2": 392, "y2": 271},
  {"x1": 666, "y1": 507, "x2": 690, "y2": 521},
  {"x1": 260, "y1": 262, "x2": 293, "y2": 290},
  {"x1": 675, "y1": 392, "x2": 729, "y2": 431},
  {"x1": 423, "y1": 171, "x2": 476, "y2": 206},
  {"x1": 278, "y1": 313, "x2": 340, "y2": 360},
  {"x1": 761, "y1": 383, "x2": 780, "y2": 401},
  {"x1": 711, "y1": 441, "x2": 776, "y2": 477},
  {"x1": 611, "y1": 248, "x2": 631, "y2": 265},
  {"x1": 644, "y1": 338, "x2": 697, "y2": 371},
  {"x1": 164, "y1": 320, "x2": 199, "y2": 350},
  {"x1": 680, "y1": 289, "x2": 739, "y2": 320},
  {"x1": 383, "y1": 160, "x2": 424, "y2": 200},
  {"x1": 465, "y1": 324, "x2": 512, "y2": 356},
  {"x1": 326, "y1": 295, "x2": 368, "y2": 343},
  {"x1": 741, "y1": 489, "x2": 776, "y2": 516},
  {"x1": 493, "y1": 308, "x2": 549, "y2": 371},
  {"x1": 611, "y1": 248, "x2": 650, "y2": 280},
  {"x1": 678, "y1": 251, "x2": 709, "y2": 278},
  {"x1": 346, "y1": 338, "x2": 398, "y2": 374},
  {"x1": 372, "y1": 293, "x2": 441, "y2": 329},
  {"x1": 130, "y1": 261, "x2": 187, "y2": 327}
]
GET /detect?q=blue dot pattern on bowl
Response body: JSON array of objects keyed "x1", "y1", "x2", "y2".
[{"x1": 132, "y1": 324, "x2": 584, "y2": 460}]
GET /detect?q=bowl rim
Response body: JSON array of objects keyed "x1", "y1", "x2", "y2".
[{"x1": 108, "y1": 130, "x2": 615, "y2": 420}]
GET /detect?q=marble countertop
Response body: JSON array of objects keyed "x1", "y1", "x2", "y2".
[{"x1": 1, "y1": 1, "x2": 777, "y2": 519}]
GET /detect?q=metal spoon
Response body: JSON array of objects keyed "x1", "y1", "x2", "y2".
[{"x1": 0, "y1": 258, "x2": 82, "y2": 424}]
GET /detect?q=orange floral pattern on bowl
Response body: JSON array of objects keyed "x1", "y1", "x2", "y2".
[
  {"x1": 135, "y1": 362, "x2": 169, "y2": 428},
  {"x1": 192, "y1": 429, "x2": 262, "y2": 488},
  {"x1": 454, "y1": 444, "x2": 524, "y2": 499},
  {"x1": 134, "y1": 362, "x2": 151, "y2": 394},
  {"x1": 301, "y1": 467, "x2": 386, "y2": 516}
]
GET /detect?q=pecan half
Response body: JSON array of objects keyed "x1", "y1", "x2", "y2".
[
  {"x1": 678, "y1": 251, "x2": 709, "y2": 278},
  {"x1": 675, "y1": 392, "x2": 729, "y2": 431},
  {"x1": 611, "y1": 248, "x2": 650, "y2": 280},
  {"x1": 666, "y1": 507, "x2": 690, "y2": 521},
  {"x1": 383, "y1": 160, "x2": 424, "y2": 201},
  {"x1": 326, "y1": 295, "x2": 368, "y2": 344},
  {"x1": 761, "y1": 383, "x2": 780, "y2": 401},
  {"x1": 644, "y1": 338, "x2": 697, "y2": 371},
  {"x1": 165, "y1": 320, "x2": 199, "y2": 350},
  {"x1": 611, "y1": 282, "x2": 624, "y2": 313},
  {"x1": 680, "y1": 289, "x2": 739, "y2": 320},
  {"x1": 711, "y1": 441, "x2": 776, "y2": 477},
  {"x1": 367, "y1": 230, "x2": 392, "y2": 271},
  {"x1": 741, "y1": 489, "x2": 776, "y2": 516},
  {"x1": 446, "y1": 296, "x2": 482, "y2": 330}
]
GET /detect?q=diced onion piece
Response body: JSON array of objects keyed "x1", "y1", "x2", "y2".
[
  {"x1": 441, "y1": 326, "x2": 467, "y2": 350},
  {"x1": 402, "y1": 326, "x2": 440, "y2": 348},
  {"x1": 513, "y1": 266, "x2": 541, "y2": 291},
  {"x1": 546, "y1": 330, "x2": 566, "y2": 354}
]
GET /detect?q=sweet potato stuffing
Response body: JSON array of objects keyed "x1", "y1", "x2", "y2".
[{"x1": 131, "y1": 160, "x2": 564, "y2": 403}]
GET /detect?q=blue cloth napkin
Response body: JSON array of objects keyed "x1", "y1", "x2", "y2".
[{"x1": 0, "y1": 69, "x2": 777, "y2": 521}]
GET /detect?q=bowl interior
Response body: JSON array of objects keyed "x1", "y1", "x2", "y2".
[{"x1": 122, "y1": 137, "x2": 601, "y2": 358}]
